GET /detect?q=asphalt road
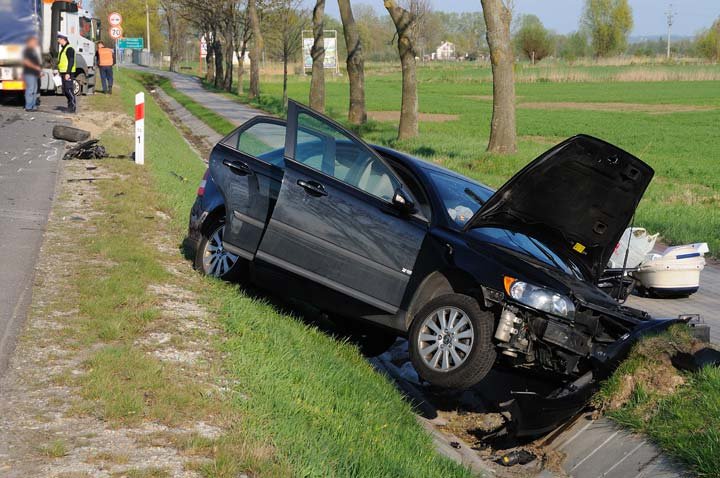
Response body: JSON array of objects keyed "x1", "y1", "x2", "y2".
[{"x1": 0, "y1": 94, "x2": 67, "y2": 376}]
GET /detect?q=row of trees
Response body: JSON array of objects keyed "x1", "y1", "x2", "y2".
[{"x1": 516, "y1": 3, "x2": 720, "y2": 62}]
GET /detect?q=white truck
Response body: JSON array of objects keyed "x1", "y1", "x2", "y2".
[{"x1": 0, "y1": 0, "x2": 100, "y2": 97}]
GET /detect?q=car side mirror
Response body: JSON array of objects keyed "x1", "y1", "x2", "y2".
[{"x1": 392, "y1": 187, "x2": 416, "y2": 214}]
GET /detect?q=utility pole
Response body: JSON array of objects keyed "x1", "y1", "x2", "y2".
[
  {"x1": 146, "y1": 0, "x2": 151, "y2": 53},
  {"x1": 665, "y1": 3, "x2": 675, "y2": 60}
]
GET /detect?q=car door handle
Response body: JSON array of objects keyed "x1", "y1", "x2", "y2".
[
  {"x1": 297, "y1": 179, "x2": 328, "y2": 197},
  {"x1": 222, "y1": 159, "x2": 252, "y2": 175}
]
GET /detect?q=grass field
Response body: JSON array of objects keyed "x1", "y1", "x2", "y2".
[{"x1": 205, "y1": 61, "x2": 720, "y2": 256}]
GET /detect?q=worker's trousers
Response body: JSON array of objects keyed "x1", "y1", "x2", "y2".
[{"x1": 61, "y1": 75, "x2": 76, "y2": 112}]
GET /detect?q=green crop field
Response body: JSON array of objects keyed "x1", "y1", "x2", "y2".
[{"x1": 219, "y1": 61, "x2": 720, "y2": 255}]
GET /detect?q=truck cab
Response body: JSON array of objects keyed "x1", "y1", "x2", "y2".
[{"x1": 0, "y1": 0, "x2": 99, "y2": 96}]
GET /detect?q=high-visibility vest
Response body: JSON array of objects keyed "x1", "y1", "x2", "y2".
[
  {"x1": 58, "y1": 44, "x2": 76, "y2": 73},
  {"x1": 98, "y1": 47, "x2": 113, "y2": 66}
]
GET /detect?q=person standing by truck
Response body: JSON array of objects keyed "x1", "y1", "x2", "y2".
[
  {"x1": 95, "y1": 41, "x2": 115, "y2": 94},
  {"x1": 22, "y1": 35, "x2": 42, "y2": 112},
  {"x1": 57, "y1": 32, "x2": 76, "y2": 113}
]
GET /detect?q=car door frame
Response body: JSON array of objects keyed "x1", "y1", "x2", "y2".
[
  {"x1": 210, "y1": 115, "x2": 286, "y2": 260},
  {"x1": 255, "y1": 100, "x2": 428, "y2": 314}
]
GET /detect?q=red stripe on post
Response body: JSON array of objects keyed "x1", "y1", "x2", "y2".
[{"x1": 135, "y1": 103, "x2": 145, "y2": 120}]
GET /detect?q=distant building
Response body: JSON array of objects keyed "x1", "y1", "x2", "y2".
[{"x1": 435, "y1": 41, "x2": 456, "y2": 61}]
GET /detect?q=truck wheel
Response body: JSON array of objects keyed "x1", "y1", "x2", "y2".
[
  {"x1": 73, "y1": 73, "x2": 85, "y2": 96},
  {"x1": 409, "y1": 294, "x2": 496, "y2": 389}
]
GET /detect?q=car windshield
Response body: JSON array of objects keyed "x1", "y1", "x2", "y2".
[
  {"x1": 426, "y1": 169, "x2": 494, "y2": 226},
  {"x1": 474, "y1": 227, "x2": 585, "y2": 279}
]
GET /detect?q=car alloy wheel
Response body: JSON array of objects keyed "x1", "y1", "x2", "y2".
[
  {"x1": 409, "y1": 294, "x2": 495, "y2": 389},
  {"x1": 417, "y1": 306, "x2": 474, "y2": 372},
  {"x1": 201, "y1": 224, "x2": 239, "y2": 278}
]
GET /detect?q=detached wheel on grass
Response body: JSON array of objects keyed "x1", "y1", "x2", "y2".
[
  {"x1": 194, "y1": 217, "x2": 242, "y2": 281},
  {"x1": 409, "y1": 294, "x2": 496, "y2": 389}
]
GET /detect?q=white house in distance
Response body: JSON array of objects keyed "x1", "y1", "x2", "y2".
[{"x1": 433, "y1": 41, "x2": 456, "y2": 60}]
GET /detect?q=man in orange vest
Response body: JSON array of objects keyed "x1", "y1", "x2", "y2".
[{"x1": 96, "y1": 41, "x2": 115, "y2": 94}]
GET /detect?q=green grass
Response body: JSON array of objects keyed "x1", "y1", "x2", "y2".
[
  {"x1": 94, "y1": 71, "x2": 473, "y2": 477},
  {"x1": 596, "y1": 326, "x2": 720, "y2": 476},
  {"x1": 189, "y1": 62, "x2": 720, "y2": 256}
]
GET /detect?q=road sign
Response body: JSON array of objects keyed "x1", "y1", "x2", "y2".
[
  {"x1": 109, "y1": 26, "x2": 123, "y2": 39},
  {"x1": 108, "y1": 12, "x2": 122, "y2": 26},
  {"x1": 118, "y1": 38, "x2": 144, "y2": 49}
]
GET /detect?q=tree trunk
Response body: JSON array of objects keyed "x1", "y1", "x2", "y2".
[
  {"x1": 247, "y1": 0, "x2": 263, "y2": 99},
  {"x1": 385, "y1": 1, "x2": 418, "y2": 140},
  {"x1": 213, "y1": 39, "x2": 224, "y2": 89},
  {"x1": 309, "y1": 0, "x2": 325, "y2": 112},
  {"x1": 481, "y1": 0, "x2": 516, "y2": 154},
  {"x1": 282, "y1": 53, "x2": 289, "y2": 109},
  {"x1": 205, "y1": 34, "x2": 215, "y2": 84},
  {"x1": 223, "y1": 36, "x2": 234, "y2": 91},
  {"x1": 337, "y1": 0, "x2": 365, "y2": 125},
  {"x1": 236, "y1": 39, "x2": 248, "y2": 95}
]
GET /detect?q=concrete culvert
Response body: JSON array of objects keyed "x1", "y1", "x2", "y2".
[{"x1": 52, "y1": 125, "x2": 91, "y2": 143}]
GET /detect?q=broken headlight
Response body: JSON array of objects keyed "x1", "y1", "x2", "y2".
[{"x1": 504, "y1": 277, "x2": 575, "y2": 320}]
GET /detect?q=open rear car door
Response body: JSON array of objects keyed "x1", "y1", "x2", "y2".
[{"x1": 209, "y1": 117, "x2": 287, "y2": 260}]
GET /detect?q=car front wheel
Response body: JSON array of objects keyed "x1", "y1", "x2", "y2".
[
  {"x1": 409, "y1": 294, "x2": 496, "y2": 389},
  {"x1": 194, "y1": 218, "x2": 242, "y2": 280}
]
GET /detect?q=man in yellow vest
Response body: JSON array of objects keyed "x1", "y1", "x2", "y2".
[
  {"x1": 96, "y1": 41, "x2": 115, "y2": 94},
  {"x1": 57, "y1": 32, "x2": 76, "y2": 113}
]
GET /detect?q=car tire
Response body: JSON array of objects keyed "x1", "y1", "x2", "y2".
[
  {"x1": 52, "y1": 125, "x2": 91, "y2": 142},
  {"x1": 409, "y1": 294, "x2": 496, "y2": 389},
  {"x1": 194, "y1": 216, "x2": 243, "y2": 281}
]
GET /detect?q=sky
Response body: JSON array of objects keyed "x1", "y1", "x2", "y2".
[{"x1": 316, "y1": 0, "x2": 720, "y2": 37}]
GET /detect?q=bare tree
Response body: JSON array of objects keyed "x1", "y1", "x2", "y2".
[
  {"x1": 481, "y1": 0, "x2": 516, "y2": 153},
  {"x1": 267, "y1": 0, "x2": 307, "y2": 108},
  {"x1": 233, "y1": 7, "x2": 252, "y2": 95},
  {"x1": 309, "y1": 0, "x2": 326, "y2": 112},
  {"x1": 247, "y1": 0, "x2": 263, "y2": 99},
  {"x1": 384, "y1": 0, "x2": 419, "y2": 139},
  {"x1": 159, "y1": 0, "x2": 187, "y2": 72},
  {"x1": 337, "y1": 0, "x2": 366, "y2": 125}
]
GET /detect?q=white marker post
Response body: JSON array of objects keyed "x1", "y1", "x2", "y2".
[{"x1": 134, "y1": 92, "x2": 145, "y2": 165}]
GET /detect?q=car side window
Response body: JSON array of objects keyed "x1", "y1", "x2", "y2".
[
  {"x1": 222, "y1": 121, "x2": 286, "y2": 167},
  {"x1": 295, "y1": 112, "x2": 399, "y2": 202}
]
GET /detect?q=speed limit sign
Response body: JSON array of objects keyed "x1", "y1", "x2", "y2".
[
  {"x1": 109, "y1": 25, "x2": 123, "y2": 39},
  {"x1": 108, "y1": 12, "x2": 122, "y2": 26}
]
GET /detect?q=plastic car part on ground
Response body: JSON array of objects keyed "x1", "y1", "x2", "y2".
[{"x1": 634, "y1": 242, "x2": 709, "y2": 297}]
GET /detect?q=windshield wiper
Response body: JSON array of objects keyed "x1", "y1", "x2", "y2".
[{"x1": 464, "y1": 188, "x2": 485, "y2": 206}]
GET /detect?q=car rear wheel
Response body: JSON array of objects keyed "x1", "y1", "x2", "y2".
[
  {"x1": 409, "y1": 294, "x2": 495, "y2": 389},
  {"x1": 194, "y1": 217, "x2": 242, "y2": 280}
]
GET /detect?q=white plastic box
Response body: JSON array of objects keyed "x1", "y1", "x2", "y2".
[{"x1": 633, "y1": 243, "x2": 708, "y2": 297}]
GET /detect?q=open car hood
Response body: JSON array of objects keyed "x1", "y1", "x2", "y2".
[{"x1": 464, "y1": 135, "x2": 654, "y2": 282}]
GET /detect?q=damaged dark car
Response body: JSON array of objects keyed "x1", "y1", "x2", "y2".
[{"x1": 189, "y1": 100, "x2": 676, "y2": 423}]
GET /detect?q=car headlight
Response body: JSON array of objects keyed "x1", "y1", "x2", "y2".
[{"x1": 503, "y1": 277, "x2": 575, "y2": 319}]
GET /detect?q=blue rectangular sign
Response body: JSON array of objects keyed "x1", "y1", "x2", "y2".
[{"x1": 118, "y1": 38, "x2": 144, "y2": 49}]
